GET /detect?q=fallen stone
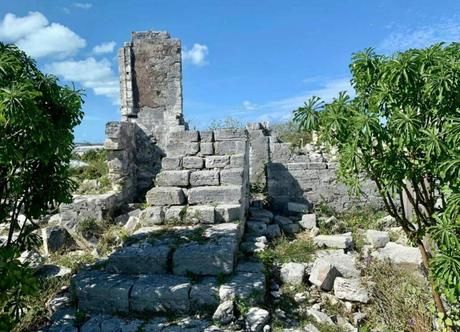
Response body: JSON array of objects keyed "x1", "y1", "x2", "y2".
[
  {"x1": 280, "y1": 262, "x2": 305, "y2": 285},
  {"x1": 307, "y1": 308, "x2": 334, "y2": 325},
  {"x1": 316, "y1": 251, "x2": 360, "y2": 278},
  {"x1": 36, "y1": 264, "x2": 71, "y2": 279},
  {"x1": 245, "y1": 307, "x2": 270, "y2": 332},
  {"x1": 372, "y1": 242, "x2": 422, "y2": 268},
  {"x1": 214, "y1": 128, "x2": 246, "y2": 141},
  {"x1": 247, "y1": 220, "x2": 267, "y2": 236},
  {"x1": 333, "y1": 277, "x2": 369, "y2": 303},
  {"x1": 299, "y1": 214, "x2": 317, "y2": 230},
  {"x1": 212, "y1": 300, "x2": 234, "y2": 325},
  {"x1": 240, "y1": 241, "x2": 266, "y2": 254},
  {"x1": 42, "y1": 225, "x2": 77, "y2": 254},
  {"x1": 309, "y1": 258, "x2": 342, "y2": 291},
  {"x1": 282, "y1": 223, "x2": 301, "y2": 235},
  {"x1": 365, "y1": 229, "x2": 390, "y2": 248},
  {"x1": 314, "y1": 234, "x2": 353, "y2": 249},
  {"x1": 219, "y1": 271, "x2": 266, "y2": 305},
  {"x1": 214, "y1": 140, "x2": 246, "y2": 155},
  {"x1": 200, "y1": 142, "x2": 214, "y2": 155},
  {"x1": 146, "y1": 187, "x2": 186, "y2": 206},
  {"x1": 123, "y1": 216, "x2": 140, "y2": 232}
]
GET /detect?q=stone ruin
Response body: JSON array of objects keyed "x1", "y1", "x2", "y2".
[{"x1": 44, "y1": 31, "x2": 384, "y2": 331}]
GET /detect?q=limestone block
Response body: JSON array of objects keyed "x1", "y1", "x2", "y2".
[
  {"x1": 42, "y1": 226, "x2": 77, "y2": 254},
  {"x1": 299, "y1": 214, "x2": 317, "y2": 230},
  {"x1": 365, "y1": 229, "x2": 389, "y2": 248},
  {"x1": 215, "y1": 204, "x2": 241, "y2": 222},
  {"x1": 106, "y1": 244, "x2": 171, "y2": 275},
  {"x1": 228, "y1": 155, "x2": 243, "y2": 169},
  {"x1": 214, "y1": 128, "x2": 246, "y2": 141},
  {"x1": 183, "y1": 156, "x2": 204, "y2": 169},
  {"x1": 138, "y1": 207, "x2": 164, "y2": 225},
  {"x1": 372, "y1": 242, "x2": 422, "y2": 267},
  {"x1": 249, "y1": 208, "x2": 273, "y2": 222},
  {"x1": 188, "y1": 186, "x2": 241, "y2": 205},
  {"x1": 190, "y1": 277, "x2": 219, "y2": 312},
  {"x1": 266, "y1": 224, "x2": 281, "y2": 239},
  {"x1": 173, "y1": 240, "x2": 236, "y2": 276},
  {"x1": 213, "y1": 300, "x2": 234, "y2": 325},
  {"x1": 186, "y1": 205, "x2": 216, "y2": 224},
  {"x1": 190, "y1": 170, "x2": 220, "y2": 186},
  {"x1": 155, "y1": 170, "x2": 190, "y2": 187},
  {"x1": 105, "y1": 122, "x2": 121, "y2": 139},
  {"x1": 219, "y1": 270, "x2": 266, "y2": 305},
  {"x1": 245, "y1": 307, "x2": 270, "y2": 332},
  {"x1": 73, "y1": 271, "x2": 134, "y2": 313},
  {"x1": 162, "y1": 157, "x2": 182, "y2": 170},
  {"x1": 104, "y1": 138, "x2": 122, "y2": 150},
  {"x1": 169, "y1": 130, "x2": 199, "y2": 142},
  {"x1": 165, "y1": 142, "x2": 200, "y2": 157},
  {"x1": 316, "y1": 251, "x2": 360, "y2": 278},
  {"x1": 214, "y1": 140, "x2": 246, "y2": 155},
  {"x1": 199, "y1": 142, "x2": 214, "y2": 155},
  {"x1": 164, "y1": 206, "x2": 186, "y2": 222},
  {"x1": 200, "y1": 131, "x2": 214, "y2": 142},
  {"x1": 246, "y1": 220, "x2": 267, "y2": 236},
  {"x1": 280, "y1": 263, "x2": 305, "y2": 285},
  {"x1": 220, "y1": 168, "x2": 244, "y2": 185},
  {"x1": 205, "y1": 156, "x2": 230, "y2": 168},
  {"x1": 314, "y1": 234, "x2": 353, "y2": 249},
  {"x1": 307, "y1": 308, "x2": 334, "y2": 325},
  {"x1": 333, "y1": 277, "x2": 369, "y2": 303},
  {"x1": 146, "y1": 187, "x2": 186, "y2": 206},
  {"x1": 130, "y1": 275, "x2": 191, "y2": 313},
  {"x1": 308, "y1": 258, "x2": 342, "y2": 291}
]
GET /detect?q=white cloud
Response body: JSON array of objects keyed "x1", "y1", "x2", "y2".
[
  {"x1": 92, "y1": 41, "x2": 116, "y2": 54},
  {"x1": 242, "y1": 100, "x2": 258, "y2": 111},
  {"x1": 182, "y1": 43, "x2": 208, "y2": 66},
  {"x1": 73, "y1": 2, "x2": 93, "y2": 9},
  {"x1": 380, "y1": 20, "x2": 460, "y2": 52},
  {"x1": 0, "y1": 12, "x2": 86, "y2": 58},
  {"x1": 45, "y1": 57, "x2": 119, "y2": 104}
]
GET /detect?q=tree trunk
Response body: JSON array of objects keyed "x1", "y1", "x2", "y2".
[{"x1": 417, "y1": 240, "x2": 446, "y2": 316}]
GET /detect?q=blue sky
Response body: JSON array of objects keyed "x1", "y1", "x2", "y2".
[{"x1": 1, "y1": 0, "x2": 460, "y2": 142}]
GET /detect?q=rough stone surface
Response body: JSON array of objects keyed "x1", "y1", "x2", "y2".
[
  {"x1": 316, "y1": 251, "x2": 360, "y2": 278},
  {"x1": 186, "y1": 205, "x2": 216, "y2": 224},
  {"x1": 130, "y1": 274, "x2": 191, "y2": 313},
  {"x1": 212, "y1": 300, "x2": 234, "y2": 325},
  {"x1": 309, "y1": 258, "x2": 342, "y2": 291},
  {"x1": 334, "y1": 277, "x2": 369, "y2": 303},
  {"x1": 146, "y1": 187, "x2": 186, "y2": 206},
  {"x1": 42, "y1": 225, "x2": 77, "y2": 254},
  {"x1": 314, "y1": 234, "x2": 353, "y2": 249},
  {"x1": 299, "y1": 213, "x2": 317, "y2": 230},
  {"x1": 106, "y1": 244, "x2": 170, "y2": 274},
  {"x1": 190, "y1": 277, "x2": 219, "y2": 312},
  {"x1": 365, "y1": 229, "x2": 390, "y2": 248},
  {"x1": 245, "y1": 307, "x2": 270, "y2": 332},
  {"x1": 372, "y1": 242, "x2": 422, "y2": 267},
  {"x1": 205, "y1": 156, "x2": 230, "y2": 168},
  {"x1": 162, "y1": 157, "x2": 182, "y2": 170},
  {"x1": 266, "y1": 224, "x2": 281, "y2": 239},
  {"x1": 190, "y1": 170, "x2": 220, "y2": 186},
  {"x1": 155, "y1": 170, "x2": 190, "y2": 187},
  {"x1": 183, "y1": 156, "x2": 204, "y2": 169},
  {"x1": 188, "y1": 186, "x2": 241, "y2": 205},
  {"x1": 215, "y1": 204, "x2": 241, "y2": 223},
  {"x1": 280, "y1": 262, "x2": 305, "y2": 285},
  {"x1": 220, "y1": 168, "x2": 244, "y2": 185}
]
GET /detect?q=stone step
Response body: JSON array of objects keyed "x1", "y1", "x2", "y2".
[
  {"x1": 106, "y1": 223, "x2": 241, "y2": 276},
  {"x1": 73, "y1": 260, "x2": 266, "y2": 316}
]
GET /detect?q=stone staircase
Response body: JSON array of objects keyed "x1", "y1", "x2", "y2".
[{"x1": 70, "y1": 129, "x2": 266, "y2": 319}]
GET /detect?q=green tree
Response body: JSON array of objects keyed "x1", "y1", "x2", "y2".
[
  {"x1": 0, "y1": 43, "x2": 83, "y2": 328},
  {"x1": 294, "y1": 44, "x2": 460, "y2": 322}
]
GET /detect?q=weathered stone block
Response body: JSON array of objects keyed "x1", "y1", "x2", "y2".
[
  {"x1": 190, "y1": 170, "x2": 220, "y2": 186},
  {"x1": 215, "y1": 204, "x2": 241, "y2": 222},
  {"x1": 169, "y1": 130, "x2": 199, "y2": 142},
  {"x1": 205, "y1": 156, "x2": 230, "y2": 168},
  {"x1": 42, "y1": 226, "x2": 77, "y2": 254},
  {"x1": 155, "y1": 170, "x2": 190, "y2": 187},
  {"x1": 280, "y1": 263, "x2": 305, "y2": 285},
  {"x1": 220, "y1": 168, "x2": 244, "y2": 185},
  {"x1": 287, "y1": 202, "x2": 311, "y2": 213},
  {"x1": 164, "y1": 206, "x2": 186, "y2": 222},
  {"x1": 190, "y1": 277, "x2": 219, "y2": 312},
  {"x1": 214, "y1": 141, "x2": 246, "y2": 155},
  {"x1": 130, "y1": 275, "x2": 191, "y2": 313},
  {"x1": 299, "y1": 213, "x2": 316, "y2": 229},
  {"x1": 165, "y1": 142, "x2": 200, "y2": 157},
  {"x1": 162, "y1": 157, "x2": 182, "y2": 170},
  {"x1": 230, "y1": 154, "x2": 245, "y2": 168},
  {"x1": 247, "y1": 220, "x2": 267, "y2": 236},
  {"x1": 106, "y1": 244, "x2": 171, "y2": 275},
  {"x1": 245, "y1": 307, "x2": 270, "y2": 332},
  {"x1": 186, "y1": 205, "x2": 216, "y2": 224},
  {"x1": 188, "y1": 186, "x2": 241, "y2": 205},
  {"x1": 200, "y1": 130, "x2": 214, "y2": 142},
  {"x1": 333, "y1": 277, "x2": 369, "y2": 303},
  {"x1": 365, "y1": 229, "x2": 389, "y2": 248},
  {"x1": 314, "y1": 234, "x2": 353, "y2": 249},
  {"x1": 214, "y1": 128, "x2": 246, "y2": 141},
  {"x1": 309, "y1": 258, "x2": 342, "y2": 291},
  {"x1": 146, "y1": 187, "x2": 186, "y2": 206},
  {"x1": 266, "y1": 224, "x2": 281, "y2": 239},
  {"x1": 199, "y1": 142, "x2": 214, "y2": 155},
  {"x1": 138, "y1": 207, "x2": 164, "y2": 225},
  {"x1": 104, "y1": 138, "x2": 122, "y2": 150},
  {"x1": 105, "y1": 122, "x2": 121, "y2": 139},
  {"x1": 73, "y1": 271, "x2": 134, "y2": 313},
  {"x1": 183, "y1": 156, "x2": 204, "y2": 169},
  {"x1": 219, "y1": 270, "x2": 266, "y2": 305}
]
